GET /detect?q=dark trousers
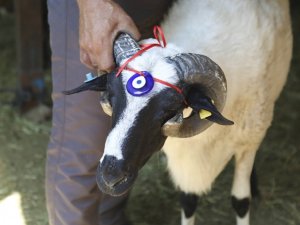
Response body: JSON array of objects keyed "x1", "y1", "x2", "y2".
[{"x1": 46, "y1": 0, "x2": 173, "y2": 224}]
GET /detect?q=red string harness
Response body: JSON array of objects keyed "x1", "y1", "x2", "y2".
[{"x1": 115, "y1": 26, "x2": 187, "y2": 104}]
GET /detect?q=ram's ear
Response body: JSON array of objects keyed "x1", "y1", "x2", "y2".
[
  {"x1": 186, "y1": 87, "x2": 234, "y2": 125},
  {"x1": 63, "y1": 74, "x2": 108, "y2": 95}
]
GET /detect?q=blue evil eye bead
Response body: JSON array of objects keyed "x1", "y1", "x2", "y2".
[{"x1": 126, "y1": 71, "x2": 154, "y2": 96}]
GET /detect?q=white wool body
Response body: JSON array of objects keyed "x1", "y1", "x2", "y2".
[
  {"x1": 161, "y1": 0, "x2": 292, "y2": 194},
  {"x1": 99, "y1": 1, "x2": 292, "y2": 224}
]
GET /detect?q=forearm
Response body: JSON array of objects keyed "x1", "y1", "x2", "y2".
[{"x1": 76, "y1": 0, "x2": 140, "y2": 71}]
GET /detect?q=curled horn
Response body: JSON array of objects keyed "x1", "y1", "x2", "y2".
[
  {"x1": 162, "y1": 53, "x2": 228, "y2": 138},
  {"x1": 100, "y1": 33, "x2": 141, "y2": 116},
  {"x1": 113, "y1": 33, "x2": 141, "y2": 65}
]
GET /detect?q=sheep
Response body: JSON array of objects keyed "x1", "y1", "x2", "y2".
[{"x1": 64, "y1": 0, "x2": 292, "y2": 224}]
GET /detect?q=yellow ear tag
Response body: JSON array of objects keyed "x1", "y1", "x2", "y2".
[{"x1": 199, "y1": 109, "x2": 212, "y2": 119}]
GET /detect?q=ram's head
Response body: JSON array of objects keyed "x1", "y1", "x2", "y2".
[{"x1": 64, "y1": 33, "x2": 233, "y2": 196}]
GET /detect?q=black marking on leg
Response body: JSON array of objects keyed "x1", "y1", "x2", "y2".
[
  {"x1": 231, "y1": 196, "x2": 250, "y2": 218},
  {"x1": 250, "y1": 165, "x2": 260, "y2": 198},
  {"x1": 180, "y1": 192, "x2": 198, "y2": 218}
]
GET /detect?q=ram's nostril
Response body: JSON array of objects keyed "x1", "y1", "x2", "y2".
[
  {"x1": 105, "y1": 173, "x2": 127, "y2": 188},
  {"x1": 98, "y1": 155, "x2": 132, "y2": 188}
]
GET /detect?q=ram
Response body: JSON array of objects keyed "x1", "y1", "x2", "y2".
[{"x1": 65, "y1": 0, "x2": 292, "y2": 224}]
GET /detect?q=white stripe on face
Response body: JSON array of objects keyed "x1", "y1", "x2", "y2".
[{"x1": 100, "y1": 94, "x2": 152, "y2": 162}]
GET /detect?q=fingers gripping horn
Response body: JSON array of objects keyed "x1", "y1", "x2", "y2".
[
  {"x1": 64, "y1": 33, "x2": 141, "y2": 116},
  {"x1": 98, "y1": 33, "x2": 141, "y2": 116},
  {"x1": 113, "y1": 33, "x2": 141, "y2": 65},
  {"x1": 162, "y1": 53, "x2": 230, "y2": 138}
]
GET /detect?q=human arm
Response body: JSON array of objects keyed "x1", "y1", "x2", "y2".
[{"x1": 77, "y1": 0, "x2": 140, "y2": 72}]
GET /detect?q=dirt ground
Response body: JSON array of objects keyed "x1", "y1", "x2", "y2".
[{"x1": 0, "y1": 2, "x2": 299, "y2": 225}]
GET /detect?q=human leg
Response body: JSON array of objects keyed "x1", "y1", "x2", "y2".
[
  {"x1": 46, "y1": 0, "x2": 175, "y2": 224},
  {"x1": 46, "y1": 1, "x2": 129, "y2": 224}
]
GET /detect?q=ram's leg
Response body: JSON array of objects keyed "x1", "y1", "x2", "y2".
[
  {"x1": 231, "y1": 150, "x2": 257, "y2": 225},
  {"x1": 180, "y1": 192, "x2": 198, "y2": 225},
  {"x1": 250, "y1": 165, "x2": 260, "y2": 199}
]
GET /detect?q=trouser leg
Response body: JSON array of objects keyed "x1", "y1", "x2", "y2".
[
  {"x1": 46, "y1": 1, "x2": 129, "y2": 224},
  {"x1": 46, "y1": 0, "x2": 175, "y2": 224}
]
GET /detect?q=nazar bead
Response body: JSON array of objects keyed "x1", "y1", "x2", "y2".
[{"x1": 126, "y1": 71, "x2": 154, "y2": 96}]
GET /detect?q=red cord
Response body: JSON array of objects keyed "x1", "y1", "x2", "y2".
[
  {"x1": 153, "y1": 25, "x2": 167, "y2": 47},
  {"x1": 116, "y1": 26, "x2": 186, "y2": 103},
  {"x1": 153, "y1": 77, "x2": 183, "y2": 94},
  {"x1": 125, "y1": 67, "x2": 145, "y2": 76},
  {"x1": 126, "y1": 68, "x2": 183, "y2": 95},
  {"x1": 116, "y1": 25, "x2": 165, "y2": 77},
  {"x1": 115, "y1": 43, "x2": 161, "y2": 77}
]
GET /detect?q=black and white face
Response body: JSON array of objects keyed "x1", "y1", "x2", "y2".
[
  {"x1": 63, "y1": 47, "x2": 232, "y2": 197},
  {"x1": 97, "y1": 72, "x2": 184, "y2": 196}
]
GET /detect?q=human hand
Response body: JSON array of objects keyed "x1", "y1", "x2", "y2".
[{"x1": 77, "y1": 0, "x2": 140, "y2": 72}]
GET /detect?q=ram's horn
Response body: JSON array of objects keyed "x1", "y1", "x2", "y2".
[
  {"x1": 162, "y1": 53, "x2": 227, "y2": 138},
  {"x1": 98, "y1": 33, "x2": 140, "y2": 116},
  {"x1": 113, "y1": 33, "x2": 141, "y2": 66}
]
